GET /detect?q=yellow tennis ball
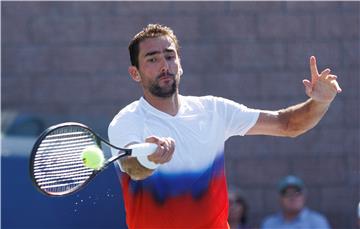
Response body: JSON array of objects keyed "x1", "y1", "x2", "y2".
[{"x1": 81, "y1": 146, "x2": 104, "y2": 170}]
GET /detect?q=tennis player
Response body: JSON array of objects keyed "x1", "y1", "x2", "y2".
[{"x1": 108, "y1": 24, "x2": 341, "y2": 229}]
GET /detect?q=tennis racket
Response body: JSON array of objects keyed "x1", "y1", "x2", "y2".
[{"x1": 29, "y1": 122, "x2": 157, "y2": 197}]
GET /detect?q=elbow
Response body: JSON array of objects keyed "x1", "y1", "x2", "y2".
[
  {"x1": 285, "y1": 130, "x2": 304, "y2": 138},
  {"x1": 126, "y1": 166, "x2": 154, "y2": 181},
  {"x1": 131, "y1": 166, "x2": 154, "y2": 180},
  {"x1": 120, "y1": 158, "x2": 154, "y2": 180}
]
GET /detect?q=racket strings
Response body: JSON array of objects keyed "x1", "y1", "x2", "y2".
[{"x1": 33, "y1": 126, "x2": 98, "y2": 195}]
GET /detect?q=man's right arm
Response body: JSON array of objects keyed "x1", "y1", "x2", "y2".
[
  {"x1": 120, "y1": 155, "x2": 155, "y2": 180},
  {"x1": 120, "y1": 136, "x2": 175, "y2": 180}
]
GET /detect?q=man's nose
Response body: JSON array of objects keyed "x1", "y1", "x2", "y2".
[{"x1": 160, "y1": 57, "x2": 169, "y2": 73}]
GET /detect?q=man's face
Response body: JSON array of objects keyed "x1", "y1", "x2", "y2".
[
  {"x1": 135, "y1": 36, "x2": 182, "y2": 98},
  {"x1": 280, "y1": 186, "x2": 305, "y2": 215}
]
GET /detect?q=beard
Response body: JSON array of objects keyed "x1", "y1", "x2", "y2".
[{"x1": 148, "y1": 72, "x2": 178, "y2": 98}]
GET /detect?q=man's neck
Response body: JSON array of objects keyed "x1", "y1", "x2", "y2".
[{"x1": 143, "y1": 92, "x2": 180, "y2": 116}]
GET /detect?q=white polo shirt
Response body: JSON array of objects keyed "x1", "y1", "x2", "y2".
[{"x1": 107, "y1": 95, "x2": 259, "y2": 229}]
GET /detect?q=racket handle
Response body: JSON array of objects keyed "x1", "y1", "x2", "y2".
[{"x1": 129, "y1": 143, "x2": 158, "y2": 157}]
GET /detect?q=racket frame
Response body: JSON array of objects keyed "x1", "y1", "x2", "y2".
[{"x1": 29, "y1": 122, "x2": 133, "y2": 197}]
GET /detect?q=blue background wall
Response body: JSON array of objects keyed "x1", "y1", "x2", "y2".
[{"x1": 2, "y1": 157, "x2": 127, "y2": 229}]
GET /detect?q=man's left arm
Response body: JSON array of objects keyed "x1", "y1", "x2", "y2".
[{"x1": 247, "y1": 56, "x2": 342, "y2": 137}]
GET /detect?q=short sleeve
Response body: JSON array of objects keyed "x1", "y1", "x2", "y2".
[
  {"x1": 214, "y1": 97, "x2": 260, "y2": 139},
  {"x1": 108, "y1": 112, "x2": 144, "y2": 171}
]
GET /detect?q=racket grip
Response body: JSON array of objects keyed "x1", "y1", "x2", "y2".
[
  {"x1": 129, "y1": 143, "x2": 159, "y2": 170},
  {"x1": 129, "y1": 143, "x2": 158, "y2": 157}
]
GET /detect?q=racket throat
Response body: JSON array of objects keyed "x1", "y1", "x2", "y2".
[{"x1": 107, "y1": 150, "x2": 131, "y2": 165}]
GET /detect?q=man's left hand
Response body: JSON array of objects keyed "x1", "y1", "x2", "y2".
[{"x1": 303, "y1": 56, "x2": 342, "y2": 103}]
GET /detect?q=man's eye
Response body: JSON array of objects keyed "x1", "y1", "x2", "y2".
[
  {"x1": 148, "y1": 58, "x2": 157, "y2": 63},
  {"x1": 166, "y1": 55, "x2": 175, "y2": 60}
]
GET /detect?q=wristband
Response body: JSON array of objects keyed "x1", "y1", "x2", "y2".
[{"x1": 137, "y1": 155, "x2": 159, "y2": 170}]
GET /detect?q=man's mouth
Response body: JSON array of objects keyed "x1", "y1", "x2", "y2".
[{"x1": 157, "y1": 73, "x2": 175, "y2": 81}]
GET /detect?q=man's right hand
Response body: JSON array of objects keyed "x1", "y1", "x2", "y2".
[
  {"x1": 145, "y1": 136, "x2": 175, "y2": 165},
  {"x1": 120, "y1": 136, "x2": 175, "y2": 180}
]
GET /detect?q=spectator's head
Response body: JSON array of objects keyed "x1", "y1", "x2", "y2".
[
  {"x1": 228, "y1": 190, "x2": 248, "y2": 226},
  {"x1": 278, "y1": 175, "x2": 306, "y2": 217}
]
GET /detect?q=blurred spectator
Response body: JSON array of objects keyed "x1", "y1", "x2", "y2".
[
  {"x1": 358, "y1": 201, "x2": 360, "y2": 228},
  {"x1": 261, "y1": 175, "x2": 331, "y2": 229},
  {"x1": 228, "y1": 189, "x2": 251, "y2": 229},
  {"x1": 1, "y1": 111, "x2": 45, "y2": 157}
]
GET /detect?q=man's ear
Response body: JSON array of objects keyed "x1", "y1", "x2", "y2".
[
  {"x1": 128, "y1": 66, "x2": 141, "y2": 82},
  {"x1": 179, "y1": 67, "x2": 183, "y2": 76},
  {"x1": 178, "y1": 58, "x2": 183, "y2": 76}
]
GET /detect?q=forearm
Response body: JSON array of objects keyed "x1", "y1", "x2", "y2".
[
  {"x1": 279, "y1": 98, "x2": 331, "y2": 137},
  {"x1": 120, "y1": 157, "x2": 154, "y2": 180}
]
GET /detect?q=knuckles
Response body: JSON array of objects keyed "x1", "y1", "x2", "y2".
[{"x1": 146, "y1": 136, "x2": 175, "y2": 164}]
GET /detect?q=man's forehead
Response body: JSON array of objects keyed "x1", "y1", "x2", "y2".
[{"x1": 139, "y1": 36, "x2": 177, "y2": 55}]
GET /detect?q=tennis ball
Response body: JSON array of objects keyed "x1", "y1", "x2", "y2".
[{"x1": 81, "y1": 146, "x2": 104, "y2": 170}]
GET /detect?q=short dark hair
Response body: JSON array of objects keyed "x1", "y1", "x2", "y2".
[{"x1": 128, "y1": 24, "x2": 180, "y2": 68}]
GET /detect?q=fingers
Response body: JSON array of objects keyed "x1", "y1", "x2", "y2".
[
  {"x1": 145, "y1": 136, "x2": 175, "y2": 165},
  {"x1": 322, "y1": 74, "x2": 342, "y2": 93},
  {"x1": 144, "y1": 136, "x2": 163, "y2": 145},
  {"x1": 302, "y1": 79, "x2": 313, "y2": 96},
  {"x1": 331, "y1": 78, "x2": 342, "y2": 93},
  {"x1": 319, "y1": 68, "x2": 331, "y2": 80},
  {"x1": 310, "y1": 56, "x2": 332, "y2": 79},
  {"x1": 161, "y1": 138, "x2": 175, "y2": 163},
  {"x1": 310, "y1": 56, "x2": 319, "y2": 80},
  {"x1": 326, "y1": 74, "x2": 337, "y2": 80},
  {"x1": 309, "y1": 56, "x2": 341, "y2": 89},
  {"x1": 306, "y1": 56, "x2": 342, "y2": 101}
]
